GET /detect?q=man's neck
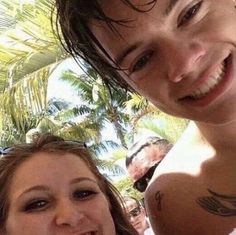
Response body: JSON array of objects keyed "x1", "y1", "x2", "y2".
[{"x1": 196, "y1": 118, "x2": 236, "y2": 152}]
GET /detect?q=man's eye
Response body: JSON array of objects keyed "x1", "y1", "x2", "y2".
[
  {"x1": 24, "y1": 200, "x2": 48, "y2": 212},
  {"x1": 178, "y1": 1, "x2": 203, "y2": 27},
  {"x1": 131, "y1": 51, "x2": 153, "y2": 73},
  {"x1": 73, "y1": 190, "x2": 97, "y2": 200}
]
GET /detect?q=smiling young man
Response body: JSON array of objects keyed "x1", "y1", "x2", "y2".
[{"x1": 55, "y1": 0, "x2": 236, "y2": 234}]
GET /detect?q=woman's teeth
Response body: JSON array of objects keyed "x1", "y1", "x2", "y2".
[{"x1": 189, "y1": 61, "x2": 226, "y2": 100}]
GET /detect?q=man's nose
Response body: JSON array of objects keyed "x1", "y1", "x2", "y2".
[
  {"x1": 55, "y1": 200, "x2": 86, "y2": 228},
  {"x1": 160, "y1": 38, "x2": 206, "y2": 83},
  {"x1": 130, "y1": 215, "x2": 136, "y2": 223}
]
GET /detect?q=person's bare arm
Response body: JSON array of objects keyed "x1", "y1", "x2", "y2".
[{"x1": 144, "y1": 176, "x2": 201, "y2": 235}]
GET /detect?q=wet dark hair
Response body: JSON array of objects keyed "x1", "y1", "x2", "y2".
[
  {"x1": 53, "y1": 0, "x2": 157, "y2": 91},
  {"x1": 0, "y1": 134, "x2": 138, "y2": 235}
]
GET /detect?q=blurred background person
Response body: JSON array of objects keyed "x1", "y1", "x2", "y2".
[
  {"x1": 124, "y1": 196, "x2": 154, "y2": 235},
  {"x1": 126, "y1": 136, "x2": 173, "y2": 193}
]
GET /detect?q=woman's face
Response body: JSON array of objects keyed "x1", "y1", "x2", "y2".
[
  {"x1": 4, "y1": 152, "x2": 116, "y2": 235},
  {"x1": 92, "y1": 0, "x2": 236, "y2": 124}
]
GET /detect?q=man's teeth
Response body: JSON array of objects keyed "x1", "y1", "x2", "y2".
[{"x1": 189, "y1": 62, "x2": 226, "y2": 99}]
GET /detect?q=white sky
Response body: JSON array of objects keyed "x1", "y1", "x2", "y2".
[{"x1": 47, "y1": 58, "x2": 83, "y2": 104}]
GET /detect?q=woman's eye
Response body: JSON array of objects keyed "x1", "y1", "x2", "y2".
[
  {"x1": 178, "y1": 1, "x2": 203, "y2": 27},
  {"x1": 73, "y1": 190, "x2": 97, "y2": 200},
  {"x1": 24, "y1": 200, "x2": 48, "y2": 212},
  {"x1": 131, "y1": 51, "x2": 153, "y2": 73}
]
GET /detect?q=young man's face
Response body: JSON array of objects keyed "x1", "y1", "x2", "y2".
[{"x1": 91, "y1": 0, "x2": 236, "y2": 125}]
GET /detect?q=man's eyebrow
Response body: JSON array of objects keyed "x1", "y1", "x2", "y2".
[
  {"x1": 115, "y1": 42, "x2": 142, "y2": 66},
  {"x1": 164, "y1": 0, "x2": 179, "y2": 16}
]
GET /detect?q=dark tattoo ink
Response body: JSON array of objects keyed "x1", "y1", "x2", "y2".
[
  {"x1": 155, "y1": 191, "x2": 163, "y2": 211},
  {"x1": 197, "y1": 189, "x2": 236, "y2": 217}
]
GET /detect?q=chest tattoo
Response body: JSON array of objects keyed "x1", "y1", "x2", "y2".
[{"x1": 197, "y1": 189, "x2": 236, "y2": 217}]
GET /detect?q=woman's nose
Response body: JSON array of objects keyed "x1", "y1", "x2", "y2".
[
  {"x1": 55, "y1": 200, "x2": 86, "y2": 228},
  {"x1": 160, "y1": 38, "x2": 206, "y2": 83}
]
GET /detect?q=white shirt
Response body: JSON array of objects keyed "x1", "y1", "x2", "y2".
[{"x1": 144, "y1": 227, "x2": 155, "y2": 235}]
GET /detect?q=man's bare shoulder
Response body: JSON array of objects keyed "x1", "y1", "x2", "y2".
[
  {"x1": 151, "y1": 122, "x2": 214, "y2": 179},
  {"x1": 145, "y1": 171, "x2": 236, "y2": 235},
  {"x1": 144, "y1": 123, "x2": 236, "y2": 235}
]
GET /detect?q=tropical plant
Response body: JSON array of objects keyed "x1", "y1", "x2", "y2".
[
  {"x1": 125, "y1": 93, "x2": 189, "y2": 143},
  {"x1": 59, "y1": 66, "x2": 131, "y2": 149},
  {"x1": 0, "y1": 0, "x2": 130, "y2": 179},
  {"x1": 114, "y1": 176, "x2": 143, "y2": 200},
  {"x1": 0, "y1": 0, "x2": 67, "y2": 144}
]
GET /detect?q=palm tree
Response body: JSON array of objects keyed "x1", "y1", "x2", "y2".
[
  {"x1": 0, "y1": 0, "x2": 68, "y2": 144},
  {"x1": 0, "y1": 0, "x2": 129, "y2": 178},
  {"x1": 59, "y1": 66, "x2": 131, "y2": 149}
]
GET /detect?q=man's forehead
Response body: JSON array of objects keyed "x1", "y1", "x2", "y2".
[
  {"x1": 89, "y1": 0, "x2": 138, "y2": 37},
  {"x1": 128, "y1": 142, "x2": 161, "y2": 161},
  {"x1": 131, "y1": 152, "x2": 157, "y2": 168},
  {"x1": 132, "y1": 151, "x2": 147, "y2": 162},
  {"x1": 89, "y1": 0, "x2": 153, "y2": 61},
  {"x1": 99, "y1": 0, "x2": 153, "y2": 17}
]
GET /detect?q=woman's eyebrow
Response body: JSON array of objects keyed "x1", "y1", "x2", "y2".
[
  {"x1": 70, "y1": 177, "x2": 98, "y2": 185},
  {"x1": 17, "y1": 178, "x2": 98, "y2": 199},
  {"x1": 18, "y1": 185, "x2": 50, "y2": 199}
]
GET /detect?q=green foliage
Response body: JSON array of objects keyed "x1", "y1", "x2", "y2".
[
  {"x1": 126, "y1": 93, "x2": 189, "y2": 144},
  {"x1": 59, "y1": 69, "x2": 131, "y2": 149},
  {"x1": 137, "y1": 114, "x2": 189, "y2": 143},
  {"x1": 114, "y1": 177, "x2": 143, "y2": 200},
  {"x1": 0, "y1": 0, "x2": 67, "y2": 144}
]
